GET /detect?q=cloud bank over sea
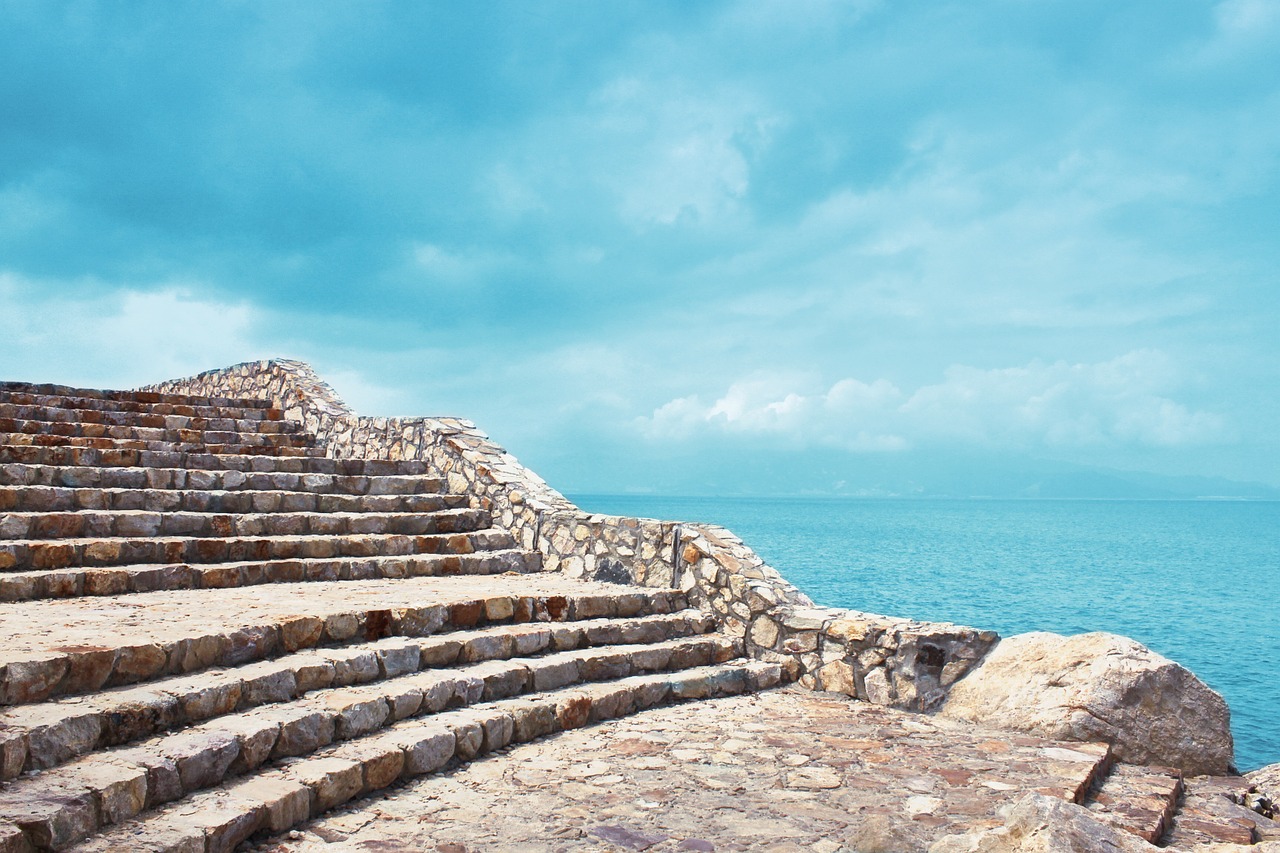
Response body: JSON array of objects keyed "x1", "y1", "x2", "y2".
[{"x1": 2, "y1": 1, "x2": 1277, "y2": 496}]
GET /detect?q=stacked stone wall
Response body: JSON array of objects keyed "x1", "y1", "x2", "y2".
[{"x1": 144, "y1": 360, "x2": 997, "y2": 711}]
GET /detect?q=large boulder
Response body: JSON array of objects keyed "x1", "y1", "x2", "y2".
[
  {"x1": 928, "y1": 794, "x2": 1156, "y2": 853},
  {"x1": 937, "y1": 632, "x2": 1233, "y2": 776}
]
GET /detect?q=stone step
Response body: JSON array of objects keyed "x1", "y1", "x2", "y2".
[
  {"x1": 0, "y1": 391, "x2": 282, "y2": 422},
  {"x1": 0, "y1": 485, "x2": 466, "y2": 514},
  {"x1": 1084, "y1": 763, "x2": 1182, "y2": 844},
  {"x1": 67, "y1": 660, "x2": 785, "y2": 853},
  {"x1": 0, "y1": 421, "x2": 312, "y2": 450},
  {"x1": 0, "y1": 637, "x2": 743, "y2": 850},
  {"x1": 0, "y1": 507, "x2": 490, "y2": 542},
  {"x1": 0, "y1": 382, "x2": 274, "y2": 411},
  {"x1": 1164, "y1": 775, "x2": 1276, "y2": 848},
  {"x1": 0, "y1": 528, "x2": 515, "y2": 573},
  {"x1": 0, "y1": 403, "x2": 302, "y2": 434},
  {"x1": 0, "y1": 446, "x2": 429, "y2": 477},
  {"x1": 1, "y1": 549, "x2": 540, "y2": 603},
  {"x1": 0, "y1": 609, "x2": 716, "y2": 779},
  {"x1": 0, "y1": 437, "x2": 320, "y2": 460},
  {"x1": 0, "y1": 464, "x2": 443, "y2": 496},
  {"x1": 0, "y1": 434, "x2": 317, "y2": 458},
  {"x1": 0, "y1": 576, "x2": 687, "y2": 705}
]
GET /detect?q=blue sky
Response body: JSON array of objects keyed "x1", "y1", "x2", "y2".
[{"x1": 3, "y1": 0, "x2": 1278, "y2": 496}]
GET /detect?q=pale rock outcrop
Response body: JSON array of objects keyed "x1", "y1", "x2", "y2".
[
  {"x1": 928, "y1": 793, "x2": 1156, "y2": 853},
  {"x1": 938, "y1": 632, "x2": 1233, "y2": 776},
  {"x1": 1249, "y1": 763, "x2": 1280, "y2": 806}
]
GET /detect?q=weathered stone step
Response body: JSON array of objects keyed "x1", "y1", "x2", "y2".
[
  {"x1": 68, "y1": 660, "x2": 785, "y2": 853},
  {"x1": 0, "y1": 576, "x2": 686, "y2": 705},
  {"x1": 0, "y1": 421, "x2": 312, "y2": 450},
  {"x1": 0, "y1": 434, "x2": 318, "y2": 459},
  {"x1": 0, "y1": 390, "x2": 282, "y2": 422},
  {"x1": 0, "y1": 549, "x2": 539, "y2": 603},
  {"x1": 1164, "y1": 775, "x2": 1277, "y2": 847},
  {"x1": 0, "y1": 446, "x2": 429, "y2": 477},
  {"x1": 0, "y1": 507, "x2": 489, "y2": 542},
  {"x1": 0, "y1": 485, "x2": 465, "y2": 515},
  {"x1": 0, "y1": 636, "x2": 742, "y2": 850},
  {"x1": 0, "y1": 611, "x2": 718, "y2": 778},
  {"x1": 0, "y1": 464, "x2": 443, "y2": 497},
  {"x1": 0, "y1": 528, "x2": 515, "y2": 574},
  {"x1": 0, "y1": 403, "x2": 301, "y2": 434},
  {"x1": 0, "y1": 382, "x2": 274, "y2": 411},
  {"x1": 0, "y1": 427, "x2": 314, "y2": 455},
  {"x1": 1084, "y1": 763, "x2": 1182, "y2": 844}
]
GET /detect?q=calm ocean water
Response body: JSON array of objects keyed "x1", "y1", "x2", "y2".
[{"x1": 572, "y1": 495, "x2": 1280, "y2": 772}]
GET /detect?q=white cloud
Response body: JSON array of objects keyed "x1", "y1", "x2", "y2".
[
  {"x1": 0, "y1": 272, "x2": 265, "y2": 387},
  {"x1": 638, "y1": 351, "x2": 1226, "y2": 453}
]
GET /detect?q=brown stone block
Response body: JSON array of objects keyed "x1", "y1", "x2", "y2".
[
  {"x1": 450, "y1": 600, "x2": 484, "y2": 628},
  {"x1": 279, "y1": 616, "x2": 324, "y2": 652},
  {"x1": 31, "y1": 542, "x2": 75, "y2": 570},
  {"x1": 224, "y1": 774, "x2": 311, "y2": 834},
  {"x1": 589, "y1": 685, "x2": 638, "y2": 721},
  {"x1": 110, "y1": 644, "x2": 168, "y2": 685},
  {"x1": 544, "y1": 595, "x2": 568, "y2": 620},
  {"x1": 1, "y1": 656, "x2": 69, "y2": 704},
  {"x1": 557, "y1": 695, "x2": 593, "y2": 730},
  {"x1": 57, "y1": 646, "x2": 118, "y2": 695}
]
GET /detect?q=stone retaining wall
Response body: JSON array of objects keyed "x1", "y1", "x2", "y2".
[{"x1": 144, "y1": 359, "x2": 998, "y2": 711}]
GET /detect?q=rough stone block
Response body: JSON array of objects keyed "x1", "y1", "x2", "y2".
[
  {"x1": 400, "y1": 727, "x2": 456, "y2": 776},
  {"x1": 286, "y1": 756, "x2": 364, "y2": 814}
]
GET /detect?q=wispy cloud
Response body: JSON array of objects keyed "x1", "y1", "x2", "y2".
[{"x1": 640, "y1": 351, "x2": 1227, "y2": 454}]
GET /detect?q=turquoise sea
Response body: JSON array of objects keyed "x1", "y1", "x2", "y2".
[{"x1": 572, "y1": 496, "x2": 1280, "y2": 772}]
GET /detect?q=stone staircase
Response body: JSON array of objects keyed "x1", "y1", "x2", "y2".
[{"x1": 0, "y1": 381, "x2": 785, "y2": 852}]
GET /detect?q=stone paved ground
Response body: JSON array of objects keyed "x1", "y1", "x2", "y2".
[{"x1": 248, "y1": 687, "x2": 1118, "y2": 853}]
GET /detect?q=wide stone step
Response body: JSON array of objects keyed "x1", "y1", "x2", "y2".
[
  {"x1": 0, "y1": 421, "x2": 312, "y2": 450},
  {"x1": 0, "y1": 464, "x2": 443, "y2": 496},
  {"x1": 0, "y1": 576, "x2": 687, "y2": 705},
  {"x1": 0, "y1": 607, "x2": 721, "y2": 773},
  {"x1": 0, "y1": 403, "x2": 302, "y2": 434},
  {"x1": 0, "y1": 434, "x2": 319, "y2": 459},
  {"x1": 0, "y1": 391, "x2": 281, "y2": 422},
  {"x1": 0, "y1": 507, "x2": 489, "y2": 542},
  {"x1": 59, "y1": 661, "x2": 785, "y2": 853},
  {"x1": 0, "y1": 446, "x2": 429, "y2": 477},
  {"x1": 0, "y1": 486, "x2": 463, "y2": 515},
  {"x1": 1084, "y1": 763, "x2": 1182, "y2": 844},
  {"x1": 0, "y1": 527, "x2": 514, "y2": 573},
  {"x1": 0, "y1": 435, "x2": 325, "y2": 461},
  {"x1": 0, "y1": 549, "x2": 540, "y2": 603},
  {"x1": 0, "y1": 383, "x2": 273, "y2": 411},
  {"x1": 0, "y1": 638, "x2": 743, "y2": 849}
]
